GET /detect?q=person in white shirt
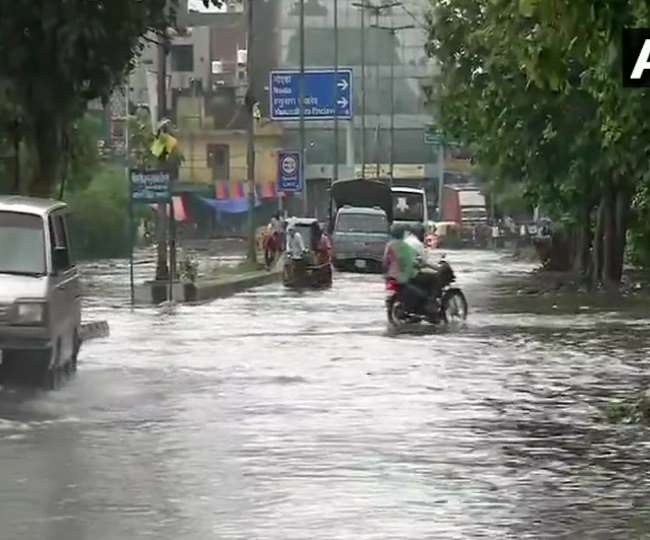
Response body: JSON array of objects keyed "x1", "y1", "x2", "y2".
[
  {"x1": 404, "y1": 229, "x2": 427, "y2": 265},
  {"x1": 288, "y1": 226, "x2": 306, "y2": 260},
  {"x1": 404, "y1": 229, "x2": 441, "y2": 306},
  {"x1": 286, "y1": 225, "x2": 308, "y2": 281}
]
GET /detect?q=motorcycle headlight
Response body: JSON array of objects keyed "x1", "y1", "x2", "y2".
[{"x1": 13, "y1": 301, "x2": 47, "y2": 325}]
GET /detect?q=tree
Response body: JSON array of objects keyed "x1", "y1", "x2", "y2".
[
  {"x1": 0, "y1": 0, "x2": 229, "y2": 197},
  {"x1": 512, "y1": 0, "x2": 650, "y2": 283},
  {"x1": 425, "y1": 0, "x2": 649, "y2": 284}
]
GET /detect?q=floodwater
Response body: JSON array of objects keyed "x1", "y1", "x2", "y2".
[{"x1": 2, "y1": 250, "x2": 650, "y2": 539}]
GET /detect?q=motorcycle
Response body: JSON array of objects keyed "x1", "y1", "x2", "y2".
[{"x1": 385, "y1": 258, "x2": 468, "y2": 328}]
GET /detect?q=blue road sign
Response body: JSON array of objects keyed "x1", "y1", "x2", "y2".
[
  {"x1": 277, "y1": 150, "x2": 303, "y2": 192},
  {"x1": 270, "y1": 68, "x2": 353, "y2": 121}
]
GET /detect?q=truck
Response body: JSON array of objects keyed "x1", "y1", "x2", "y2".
[{"x1": 440, "y1": 185, "x2": 489, "y2": 247}]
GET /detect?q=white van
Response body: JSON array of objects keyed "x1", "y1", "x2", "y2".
[{"x1": 0, "y1": 196, "x2": 81, "y2": 389}]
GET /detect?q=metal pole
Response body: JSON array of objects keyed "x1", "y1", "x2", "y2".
[
  {"x1": 375, "y1": 9, "x2": 380, "y2": 178},
  {"x1": 331, "y1": 0, "x2": 338, "y2": 227},
  {"x1": 156, "y1": 37, "x2": 169, "y2": 283},
  {"x1": 299, "y1": 0, "x2": 307, "y2": 215},
  {"x1": 357, "y1": 2, "x2": 400, "y2": 180},
  {"x1": 168, "y1": 169, "x2": 176, "y2": 303},
  {"x1": 125, "y1": 82, "x2": 135, "y2": 305},
  {"x1": 389, "y1": 28, "x2": 394, "y2": 186},
  {"x1": 246, "y1": 0, "x2": 257, "y2": 262},
  {"x1": 373, "y1": 21, "x2": 412, "y2": 186},
  {"x1": 438, "y1": 142, "x2": 444, "y2": 220},
  {"x1": 360, "y1": 5, "x2": 366, "y2": 179}
]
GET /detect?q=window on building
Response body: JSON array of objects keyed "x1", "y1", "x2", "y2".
[
  {"x1": 207, "y1": 144, "x2": 229, "y2": 181},
  {"x1": 171, "y1": 45, "x2": 194, "y2": 72}
]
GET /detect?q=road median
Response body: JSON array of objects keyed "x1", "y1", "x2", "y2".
[{"x1": 136, "y1": 262, "x2": 282, "y2": 304}]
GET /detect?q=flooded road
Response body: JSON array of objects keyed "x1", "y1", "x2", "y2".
[{"x1": 2, "y1": 250, "x2": 650, "y2": 539}]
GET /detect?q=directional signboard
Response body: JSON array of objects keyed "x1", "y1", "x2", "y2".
[
  {"x1": 130, "y1": 169, "x2": 171, "y2": 203},
  {"x1": 277, "y1": 150, "x2": 303, "y2": 192},
  {"x1": 270, "y1": 68, "x2": 353, "y2": 121},
  {"x1": 424, "y1": 132, "x2": 442, "y2": 145}
]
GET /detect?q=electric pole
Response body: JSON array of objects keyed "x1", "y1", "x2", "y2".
[
  {"x1": 352, "y1": 2, "x2": 367, "y2": 179},
  {"x1": 299, "y1": 0, "x2": 307, "y2": 215},
  {"x1": 155, "y1": 35, "x2": 169, "y2": 282},
  {"x1": 355, "y1": 2, "x2": 400, "y2": 180},
  {"x1": 331, "y1": 0, "x2": 339, "y2": 227},
  {"x1": 372, "y1": 21, "x2": 413, "y2": 186}
]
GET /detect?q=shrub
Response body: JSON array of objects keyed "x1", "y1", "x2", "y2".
[{"x1": 66, "y1": 165, "x2": 139, "y2": 260}]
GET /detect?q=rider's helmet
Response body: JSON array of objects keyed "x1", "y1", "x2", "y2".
[{"x1": 389, "y1": 223, "x2": 404, "y2": 239}]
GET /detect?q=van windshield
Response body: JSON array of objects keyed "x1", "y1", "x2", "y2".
[
  {"x1": 0, "y1": 212, "x2": 46, "y2": 275},
  {"x1": 392, "y1": 193, "x2": 424, "y2": 221},
  {"x1": 336, "y1": 213, "x2": 387, "y2": 233}
]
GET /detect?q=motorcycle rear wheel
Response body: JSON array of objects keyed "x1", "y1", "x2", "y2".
[{"x1": 387, "y1": 297, "x2": 407, "y2": 328}]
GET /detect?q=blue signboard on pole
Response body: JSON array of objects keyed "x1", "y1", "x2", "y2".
[
  {"x1": 270, "y1": 68, "x2": 353, "y2": 121},
  {"x1": 277, "y1": 150, "x2": 303, "y2": 192}
]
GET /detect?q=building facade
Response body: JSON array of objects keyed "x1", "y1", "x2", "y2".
[{"x1": 270, "y1": 0, "x2": 442, "y2": 218}]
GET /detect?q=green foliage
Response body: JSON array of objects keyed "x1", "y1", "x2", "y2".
[
  {"x1": 65, "y1": 114, "x2": 102, "y2": 194},
  {"x1": 129, "y1": 118, "x2": 157, "y2": 168},
  {"x1": 0, "y1": 0, "x2": 174, "y2": 194},
  {"x1": 425, "y1": 0, "x2": 650, "y2": 279},
  {"x1": 66, "y1": 165, "x2": 137, "y2": 260}
]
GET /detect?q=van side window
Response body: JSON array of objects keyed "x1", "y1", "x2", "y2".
[{"x1": 49, "y1": 214, "x2": 73, "y2": 270}]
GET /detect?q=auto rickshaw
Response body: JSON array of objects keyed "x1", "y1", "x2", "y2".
[{"x1": 283, "y1": 218, "x2": 333, "y2": 289}]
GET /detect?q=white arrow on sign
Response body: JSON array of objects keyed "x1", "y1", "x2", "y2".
[
  {"x1": 337, "y1": 97, "x2": 348, "y2": 108},
  {"x1": 337, "y1": 79, "x2": 349, "y2": 91}
]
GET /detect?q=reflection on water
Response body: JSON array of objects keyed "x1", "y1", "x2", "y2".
[{"x1": 1, "y1": 250, "x2": 650, "y2": 539}]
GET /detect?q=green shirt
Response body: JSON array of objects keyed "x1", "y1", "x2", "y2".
[{"x1": 387, "y1": 239, "x2": 417, "y2": 284}]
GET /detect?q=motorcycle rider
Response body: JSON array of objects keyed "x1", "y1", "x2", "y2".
[
  {"x1": 405, "y1": 229, "x2": 442, "y2": 311},
  {"x1": 384, "y1": 225, "x2": 441, "y2": 312},
  {"x1": 383, "y1": 224, "x2": 417, "y2": 285}
]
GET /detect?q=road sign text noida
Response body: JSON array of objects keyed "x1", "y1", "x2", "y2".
[{"x1": 270, "y1": 69, "x2": 352, "y2": 120}]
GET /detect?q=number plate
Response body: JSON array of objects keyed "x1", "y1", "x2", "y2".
[{"x1": 355, "y1": 259, "x2": 367, "y2": 269}]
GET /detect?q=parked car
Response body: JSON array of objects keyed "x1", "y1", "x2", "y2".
[{"x1": 0, "y1": 196, "x2": 81, "y2": 389}]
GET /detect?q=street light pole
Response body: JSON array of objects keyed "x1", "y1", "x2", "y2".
[
  {"x1": 299, "y1": 0, "x2": 307, "y2": 215},
  {"x1": 331, "y1": 0, "x2": 338, "y2": 227},
  {"x1": 354, "y1": 2, "x2": 400, "y2": 180},
  {"x1": 375, "y1": 7, "x2": 380, "y2": 179},
  {"x1": 360, "y1": 4, "x2": 366, "y2": 179},
  {"x1": 372, "y1": 22, "x2": 413, "y2": 187}
]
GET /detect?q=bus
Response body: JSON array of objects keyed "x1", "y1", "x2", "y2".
[{"x1": 391, "y1": 186, "x2": 428, "y2": 240}]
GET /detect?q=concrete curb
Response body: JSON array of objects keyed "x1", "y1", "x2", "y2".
[
  {"x1": 80, "y1": 321, "x2": 110, "y2": 342},
  {"x1": 135, "y1": 270, "x2": 281, "y2": 304},
  {"x1": 191, "y1": 270, "x2": 281, "y2": 302}
]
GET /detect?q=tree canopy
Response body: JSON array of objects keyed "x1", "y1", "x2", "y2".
[
  {"x1": 426, "y1": 0, "x2": 650, "y2": 283},
  {"x1": 0, "y1": 0, "x2": 230, "y2": 196}
]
